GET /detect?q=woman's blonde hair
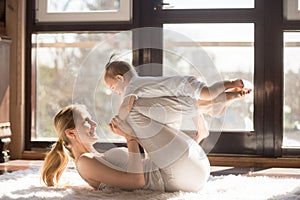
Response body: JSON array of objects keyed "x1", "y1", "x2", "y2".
[{"x1": 41, "y1": 104, "x2": 86, "y2": 187}]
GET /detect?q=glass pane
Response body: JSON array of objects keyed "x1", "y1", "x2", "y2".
[
  {"x1": 284, "y1": 0, "x2": 300, "y2": 20},
  {"x1": 163, "y1": 23, "x2": 254, "y2": 132},
  {"x1": 47, "y1": 0, "x2": 120, "y2": 12},
  {"x1": 36, "y1": 0, "x2": 130, "y2": 22},
  {"x1": 32, "y1": 32, "x2": 132, "y2": 142},
  {"x1": 283, "y1": 32, "x2": 300, "y2": 147},
  {"x1": 163, "y1": 0, "x2": 254, "y2": 9}
]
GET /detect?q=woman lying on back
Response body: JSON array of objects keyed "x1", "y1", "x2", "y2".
[{"x1": 41, "y1": 103, "x2": 210, "y2": 192}]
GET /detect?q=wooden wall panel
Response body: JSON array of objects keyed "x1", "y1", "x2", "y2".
[{"x1": 6, "y1": 0, "x2": 25, "y2": 159}]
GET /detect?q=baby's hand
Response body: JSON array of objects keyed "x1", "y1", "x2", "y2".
[{"x1": 109, "y1": 116, "x2": 135, "y2": 139}]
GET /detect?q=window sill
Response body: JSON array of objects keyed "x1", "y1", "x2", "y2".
[{"x1": 21, "y1": 150, "x2": 300, "y2": 168}]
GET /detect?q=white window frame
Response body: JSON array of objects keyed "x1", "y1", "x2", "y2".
[
  {"x1": 284, "y1": 0, "x2": 300, "y2": 20},
  {"x1": 35, "y1": 0, "x2": 132, "y2": 22}
]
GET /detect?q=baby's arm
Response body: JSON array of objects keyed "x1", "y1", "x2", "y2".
[{"x1": 118, "y1": 95, "x2": 136, "y2": 120}]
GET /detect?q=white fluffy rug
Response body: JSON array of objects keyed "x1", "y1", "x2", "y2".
[{"x1": 1, "y1": 167, "x2": 300, "y2": 200}]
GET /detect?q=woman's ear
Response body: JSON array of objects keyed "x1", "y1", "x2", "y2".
[
  {"x1": 116, "y1": 75, "x2": 124, "y2": 82},
  {"x1": 65, "y1": 128, "x2": 76, "y2": 140}
]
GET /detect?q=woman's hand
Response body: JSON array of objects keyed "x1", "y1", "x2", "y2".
[{"x1": 109, "y1": 116, "x2": 136, "y2": 141}]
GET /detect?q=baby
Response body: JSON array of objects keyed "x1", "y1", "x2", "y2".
[{"x1": 104, "y1": 60, "x2": 251, "y2": 143}]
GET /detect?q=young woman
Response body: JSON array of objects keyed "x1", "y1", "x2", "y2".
[
  {"x1": 41, "y1": 103, "x2": 210, "y2": 192},
  {"x1": 41, "y1": 104, "x2": 145, "y2": 190}
]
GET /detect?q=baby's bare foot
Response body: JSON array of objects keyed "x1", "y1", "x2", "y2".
[
  {"x1": 226, "y1": 78, "x2": 244, "y2": 90},
  {"x1": 238, "y1": 88, "x2": 252, "y2": 97},
  {"x1": 221, "y1": 88, "x2": 252, "y2": 103},
  {"x1": 225, "y1": 87, "x2": 252, "y2": 97}
]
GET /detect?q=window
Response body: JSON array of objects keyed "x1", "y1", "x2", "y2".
[
  {"x1": 36, "y1": 0, "x2": 132, "y2": 22},
  {"x1": 283, "y1": 0, "x2": 300, "y2": 154},
  {"x1": 283, "y1": 32, "x2": 300, "y2": 148},
  {"x1": 161, "y1": 0, "x2": 254, "y2": 9},
  {"x1": 32, "y1": 32, "x2": 132, "y2": 142},
  {"x1": 26, "y1": 0, "x2": 300, "y2": 157},
  {"x1": 163, "y1": 23, "x2": 254, "y2": 132},
  {"x1": 284, "y1": 0, "x2": 300, "y2": 20}
]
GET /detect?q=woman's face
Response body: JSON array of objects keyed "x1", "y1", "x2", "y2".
[{"x1": 74, "y1": 109, "x2": 99, "y2": 145}]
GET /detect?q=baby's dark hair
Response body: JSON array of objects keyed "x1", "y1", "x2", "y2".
[{"x1": 104, "y1": 54, "x2": 137, "y2": 79}]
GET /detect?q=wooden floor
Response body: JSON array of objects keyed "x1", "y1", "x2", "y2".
[
  {"x1": 0, "y1": 160, "x2": 43, "y2": 175},
  {"x1": 1, "y1": 160, "x2": 300, "y2": 178},
  {"x1": 210, "y1": 166, "x2": 300, "y2": 178}
]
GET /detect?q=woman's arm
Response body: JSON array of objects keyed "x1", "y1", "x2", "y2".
[
  {"x1": 109, "y1": 116, "x2": 144, "y2": 177},
  {"x1": 76, "y1": 154, "x2": 144, "y2": 190},
  {"x1": 76, "y1": 138, "x2": 145, "y2": 190},
  {"x1": 76, "y1": 118, "x2": 145, "y2": 190}
]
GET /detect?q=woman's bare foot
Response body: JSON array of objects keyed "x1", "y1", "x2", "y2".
[
  {"x1": 193, "y1": 115, "x2": 210, "y2": 144},
  {"x1": 194, "y1": 132, "x2": 209, "y2": 144}
]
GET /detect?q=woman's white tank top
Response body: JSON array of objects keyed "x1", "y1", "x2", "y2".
[{"x1": 95, "y1": 147, "x2": 165, "y2": 191}]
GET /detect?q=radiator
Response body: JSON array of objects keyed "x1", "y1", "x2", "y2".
[
  {"x1": 0, "y1": 122, "x2": 11, "y2": 138},
  {"x1": 0, "y1": 122, "x2": 11, "y2": 162}
]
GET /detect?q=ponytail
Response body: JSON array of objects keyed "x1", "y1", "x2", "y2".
[
  {"x1": 41, "y1": 140, "x2": 69, "y2": 187},
  {"x1": 41, "y1": 104, "x2": 83, "y2": 187}
]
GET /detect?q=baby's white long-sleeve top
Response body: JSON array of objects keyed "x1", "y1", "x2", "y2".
[
  {"x1": 117, "y1": 75, "x2": 206, "y2": 120},
  {"x1": 123, "y1": 75, "x2": 206, "y2": 100}
]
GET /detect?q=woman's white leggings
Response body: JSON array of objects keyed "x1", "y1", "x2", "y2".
[{"x1": 126, "y1": 96, "x2": 210, "y2": 192}]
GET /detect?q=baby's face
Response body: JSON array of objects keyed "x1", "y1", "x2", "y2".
[{"x1": 104, "y1": 76, "x2": 126, "y2": 95}]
